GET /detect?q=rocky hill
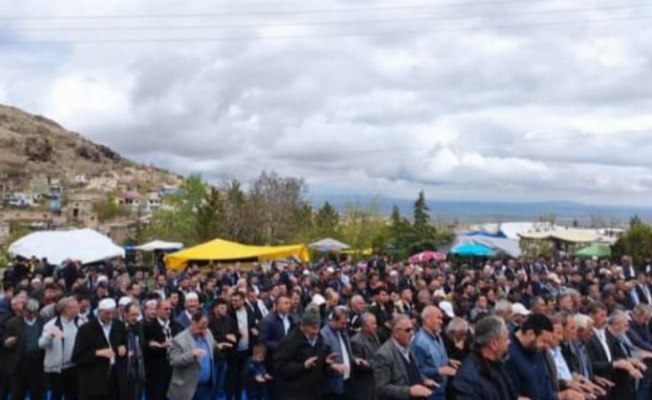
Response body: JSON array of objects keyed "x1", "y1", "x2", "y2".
[{"x1": 0, "y1": 104, "x2": 179, "y2": 189}]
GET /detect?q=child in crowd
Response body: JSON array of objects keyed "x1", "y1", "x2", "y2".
[{"x1": 243, "y1": 344, "x2": 272, "y2": 400}]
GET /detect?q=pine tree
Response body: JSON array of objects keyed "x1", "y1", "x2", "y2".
[{"x1": 413, "y1": 191, "x2": 430, "y2": 226}]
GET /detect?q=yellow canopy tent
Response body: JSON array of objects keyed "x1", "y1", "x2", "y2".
[{"x1": 164, "y1": 238, "x2": 310, "y2": 271}]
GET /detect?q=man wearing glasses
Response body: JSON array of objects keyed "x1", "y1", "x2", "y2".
[{"x1": 373, "y1": 315, "x2": 438, "y2": 399}]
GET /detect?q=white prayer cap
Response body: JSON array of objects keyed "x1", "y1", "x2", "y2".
[
  {"x1": 98, "y1": 298, "x2": 116, "y2": 311},
  {"x1": 512, "y1": 302, "x2": 531, "y2": 316},
  {"x1": 438, "y1": 301, "x2": 455, "y2": 318},
  {"x1": 118, "y1": 297, "x2": 132, "y2": 307},
  {"x1": 312, "y1": 294, "x2": 326, "y2": 307}
]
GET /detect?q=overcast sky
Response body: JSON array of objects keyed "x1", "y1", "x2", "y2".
[{"x1": 1, "y1": 0, "x2": 652, "y2": 206}]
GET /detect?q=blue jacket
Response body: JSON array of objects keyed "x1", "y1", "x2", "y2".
[
  {"x1": 412, "y1": 328, "x2": 449, "y2": 400},
  {"x1": 506, "y1": 334, "x2": 558, "y2": 400},
  {"x1": 452, "y1": 351, "x2": 517, "y2": 400},
  {"x1": 175, "y1": 312, "x2": 191, "y2": 330},
  {"x1": 259, "y1": 312, "x2": 294, "y2": 354},
  {"x1": 320, "y1": 325, "x2": 353, "y2": 395}
]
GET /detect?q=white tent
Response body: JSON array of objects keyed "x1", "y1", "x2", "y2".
[
  {"x1": 308, "y1": 238, "x2": 350, "y2": 252},
  {"x1": 8, "y1": 228, "x2": 125, "y2": 265},
  {"x1": 134, "y1": 240, "x2": 183, "y2": 252}
]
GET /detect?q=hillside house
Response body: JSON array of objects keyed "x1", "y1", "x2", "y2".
[
  {"x1": 3, "y1": 192, "x2": 41, "y2": 207},
  {"x1": 0, "y1": 209, "x2": 66, "y2": 230},
  {"x1": 158, "y1": 186, "x2": 181, "y2": 197},
  {"x1": 116, "y1": 192, "x2": 140, "y2": 210},
  {"x1": 100, "y1": 221, "x2": 133, "y2": 244},
  {"x1": 145, "y1": 192, "x2": 161, "y2": 213},
  {"x1": 86, "y1": 177, "x2": 118, "y2": 192}
]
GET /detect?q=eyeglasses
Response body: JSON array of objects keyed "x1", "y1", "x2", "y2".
[{"x1": 398, "y1": 327, "x2": 414, "y2": 333}]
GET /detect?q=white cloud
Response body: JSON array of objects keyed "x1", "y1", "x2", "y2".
[{"x1": 2, "y1": 0, "x2": 652, "y2": 206}]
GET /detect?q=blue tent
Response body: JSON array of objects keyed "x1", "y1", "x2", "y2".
[
  {"x1": 461, "y1": 230, "x2": 508, "y2": 239},
  {"x1": 451, "y1": 242, "x2": 495, "y2": 257}
]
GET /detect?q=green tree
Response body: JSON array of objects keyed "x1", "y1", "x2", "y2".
[
  {"x1": 125, "y1": 206, "x2": 148, "y2": 246},
  {"x1": 315, "y1": 201, "x2": 340, "y2": 238},
  {"x1": 386, "y1": 193, "x2": 452, "y2": 258},
  {"x1": 1, "y1": 223, "x2": 32, "y2": 265},
  {"x1": 92, "y1": 191, "x2": 120, "y2": 222},
  {"x1": 630, "y1": 214, "x2": 643, "y2": 228},
  {"x1": 339, "y1": 198, "x2": 387, "y2": 253},
  {"x1": 147, "y1": 174, "x2": 207, "y2": 244},
  {"x1": 413, "y1": 190, "x2": 430, "y2": 226},
  {"x1": 614, "y1": 223, "x2": 652, "y2": 264},
  {"x1": 223, "y1": 179, "x2": 249, "y2": 242},
  {"x1": 248, "y1": 171, "x2": 308, "y2": 244},
  {"x1": 291, "y1": 203, "x2": 316, "y2": 244},
  {"x1": 194, "y1": 187, "x2": 226, "y2": 243}
]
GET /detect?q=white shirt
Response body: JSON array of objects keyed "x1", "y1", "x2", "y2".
[
  {"x1": 391, "y1": 338, "x2": 411, "y2": 362},
  {"x1": 78, "y1": 310, "x2": 90, "y2": 326},
  {"x1": 551, "y1": 347, "x2": 573, "y2": 381},
  {"x1": 256, "y1": 299, "x2": 269, "y2": 318},
  {"x1": 100, "y1": 320, "x2": 115, "y2": 365},
  {"x1": 280, "y1": 314, "x2": 290, "y2": 334},
  {"x1": 593, "y1": 328, "x2": 612, "y2": 362},
  {"x1": 60, "y1": 317, "x2": 78, "y2": 369},
  {"x1": 337, "y1": 331, "x2": 351, "y2": 380},
  {"x1": 236, "y1": 308, "x2": 249, "y2": 351},
  {"x1": 641, "y1": 284, "x2": 652, "y2": 304}
]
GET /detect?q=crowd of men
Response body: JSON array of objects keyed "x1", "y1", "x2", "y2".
[{"x1": 2, "y1": 254, "x2": 652, "y2": 400}]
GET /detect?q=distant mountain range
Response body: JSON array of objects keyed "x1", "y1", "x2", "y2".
[{"x1": 310, "y1": 194, "x2": 652, "y2": 226}]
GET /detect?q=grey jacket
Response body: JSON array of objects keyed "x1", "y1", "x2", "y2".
[
  {"x1": 167, "y1": 328, "x2": 216, "y2": 400},
  {"x1": 372, "y1": 339, "x2": 425, "y2": 400},
  {"x1": 38, "y1": 316, "x2": 81, "y2": 373},
  {"x1": 350, "y1": 331, "x2": 381, "y2": 400}
]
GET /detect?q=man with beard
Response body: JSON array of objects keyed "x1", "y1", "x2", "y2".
[
  {"x1": 506, "y1": 314, "x2": 558, "y2": 400},
  {"x1": 452, "y1": 316, "x2": 517, "y2": 400},
  {"x1": 72, "y1": 298, "x2": 128, "y2": 400}
]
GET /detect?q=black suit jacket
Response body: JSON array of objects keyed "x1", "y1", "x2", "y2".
[
  {"x1": 1, "y1": 315, "x2": 46, "y2": 374},
  {"x1": 586, "y1": 330, "x2": 615, "y2": 379},
  {"x1": 72, "y1": 317, "x2": 128, "y2": 398},
  {"x1": 209, "y1": 314, "x2": 238, "y2": 360},
  {"x1": 586, "y1": 329, "x2": 634, "y2": 400},
  {"x1": 143, "y1": 318, "x2": 183, "y2": 378},
  {"x1": 229, "y1": 306, "x2": 258, "y2": 353},
  {"x1": 274, "y1": 328, "x2": 331, "y2": 400},
  {"x1": 245, "y1": 300, "x2": 264, "y2": 326},
  {"x1": 635, "y1": 283, "x2": 652, "y2": 305}
]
